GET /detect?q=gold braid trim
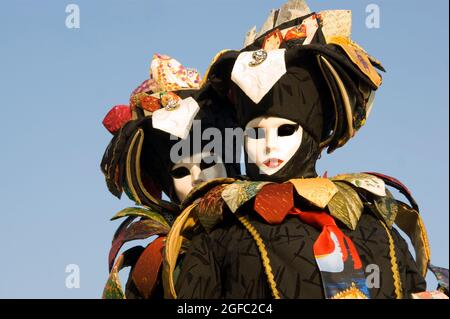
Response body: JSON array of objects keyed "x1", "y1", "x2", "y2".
[
  {"x1": 237, "y1": 215, "x2": 280, "y2": 299},
  {"x1": 133, "y1": 128, "x2": 178, "y2": 212},
  {"x1": 379, "y1": 220, "x2": 403, "y2": 299},
  {"x1": 317, "y1": 54, "x2": 339, "y2": 150},
  {"x1": 133, "y1": 128, "x2": 152, "y2": 203},
  {"x1": 319, "y1": 56, "x2": 354, "y2": 142}
]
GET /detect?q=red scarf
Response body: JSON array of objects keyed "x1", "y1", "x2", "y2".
[{"x1": 253, "y1": 182, "x2": 370, "y2": 298}]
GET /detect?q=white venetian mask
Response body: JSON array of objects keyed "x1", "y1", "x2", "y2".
[
  {"x1": 245, "y1": 116, "x2": 303, "y2": 175},
  {"x1": 170, "y1": 152, "x2": 227, "y2": 202}
]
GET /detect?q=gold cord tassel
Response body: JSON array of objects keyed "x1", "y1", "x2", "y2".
[
  {"x1": 379, "y1": 220, "x2": 403, "y2": 299},
  {"x1": 237, "y1": 215, "x2": 281, "y2": 299}
]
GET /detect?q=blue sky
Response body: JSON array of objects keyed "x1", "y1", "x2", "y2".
[{"x1": 0, "y1": 0, "x2": 448, "y2": 298}]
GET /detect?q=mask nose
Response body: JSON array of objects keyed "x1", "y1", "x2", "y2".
[
  {"x1": 190, "y1": 165, "x2": 205, "y2": 187},
  {"x1": 265, "y1": 128, "x2": 278, "y2": 154}
]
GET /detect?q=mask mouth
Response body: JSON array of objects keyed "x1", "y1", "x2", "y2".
[{"x1": 263, "y1": 158, "x2": 284, "y2": 168}]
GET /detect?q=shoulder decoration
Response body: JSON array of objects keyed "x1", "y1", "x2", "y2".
[
  {"x1": 221, "y1": 180, "x2": 271, "y2": 213},
  {"x1": 103, "y1": 205, "x2": 174, "y2": 299},
  {"x1": 289, "y1": 178, "x2": 338, "y2": 208},
  {"x1": 162, "y1": 171, "x2": 442, "y2": 298},
  {"x1": 163, "y1": 171, "x2": 433, "y2": 299}
]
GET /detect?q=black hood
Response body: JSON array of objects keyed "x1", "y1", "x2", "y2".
[{"x1": 232, "y1": 62, "x2": 329, "y2": 143}]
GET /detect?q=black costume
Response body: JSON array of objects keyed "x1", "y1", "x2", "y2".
[
  {"x1": 164, "y1": 3, "x2": 444, "y2": 299},
  {"x1": 101, "y1": 55, "x2": 239, "y2": 299}
]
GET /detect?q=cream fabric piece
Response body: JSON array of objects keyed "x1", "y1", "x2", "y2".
[
  {"x1": 150, "y1": 54, "x2": 201, "y2": 91},
  {"x1": 231, "y1": 49, "x2": 287, "y2": 104},
  {"x1": 243, "y1": 26, "x2": 257, "y2": 47},
  {"x1": 151, "y1": 97, "x2": 200, "y2": 139},
  {"x1": 275, "y1": 0, "x2": 311, "y2": 27},
  {"x1": 332, "y1": 173, "x2": 387, "y2": 197},
  {"x1": 320, "y1": 10, "x2": 352, "y2": 39}
]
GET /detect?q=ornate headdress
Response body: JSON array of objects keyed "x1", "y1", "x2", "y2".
[
  {"x1": 100, "y1": 54, "x2": 237, "y2": 212},
  {"x1": 206, "y1": 0, "x2": 384, "y2": 154}
]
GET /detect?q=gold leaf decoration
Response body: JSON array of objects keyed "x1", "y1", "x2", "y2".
[
  {"x1": 221, "y1": 181, "x2": 270, "y2": 213},
  {"x1": 328, "y1": 181, "x2": 364, "y2": 230},
  {"x1": 194, "y1": 185, "x2": 226, "y2": 232},
  {"x1": 395, "y1": 201, "x2": 431, "y2": 278},
  {"x1": 326, "y1": 36, "x2": 382, "y2": 88},
  {"x1": 290, "y1": 178, "x2": 338, "y2": 208},
  {"x1": 181, "y1": 177, "x2": 236, "y2": 210},
  {"x1": 373, "y1": 188, "x2": 398, "y2": 228}
]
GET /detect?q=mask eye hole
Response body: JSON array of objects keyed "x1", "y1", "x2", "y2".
[
  {"x1": 170, "y1": 167, "x2": 190, "y2": 179},
  {"x1": 277, "y1": 124, "x2": 298, "y2": 137},
  {"x1": 200, "y1": 155, "x2": 218, "y2": 170},
  {"x1": 246, "y1": 127, "x2": 266, "y2": 139}
]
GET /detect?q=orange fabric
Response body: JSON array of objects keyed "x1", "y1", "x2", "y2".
[
  {"x1": 131, "y1": 236, "x2": 165, "y2": 298},
  {"x1": 254, "y1": 183, "x2": 294, "y2": 224},
  {"x1": 284, "y1": 24, "x2": 307, "y2": 41}
]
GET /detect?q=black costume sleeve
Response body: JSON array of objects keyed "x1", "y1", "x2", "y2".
[
  {"x1": 175, "y1": 231, "x2": 223, "y2": 298},
  {"x1": 390, "y1": 228, "x2": 427, "y2": 297}
]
